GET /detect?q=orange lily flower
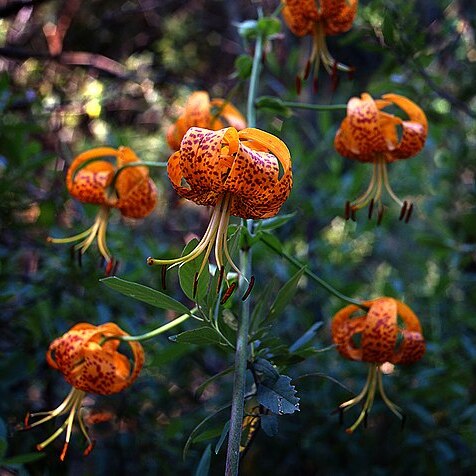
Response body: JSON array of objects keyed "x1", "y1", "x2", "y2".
[
  {"x1": 331, "y1": 297, "x2": 425, "y2": 433},
  {"x1": 48, "y1": 146, "x2": 157, "y2": 271},
  {"x1": 167, "y1": 91, "x2": 247, "y2": 151},
  {"x1": 24, "y1": 322, "x2": 144, "y2": 460},
  {"x1": 148, "y1": 126, "x2": 292, "y2": 290},
  {"x1": 281, "y1": 0, "x2": 358, "y2": 88},
  {"x1": 334, "y1": 93, "x2": 428, "y2": 222}
]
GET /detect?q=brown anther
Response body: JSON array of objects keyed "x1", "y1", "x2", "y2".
[
  {"x1": 146, "y1": 257, "x2": 154, "y2": 266},
  {"x1": 193, "y1": 272, "x2": 199, "y2": 299},
  {"x1": 60, "y1": 442, "x2": 69, "y2": 461},
  {"x1": 295, "y1": 76, "x2": 302, "y2": 96},
  {"x1": 161, "y1": 265, "x2": 167, "y2": 290},
  {"x1": 242, "y1": 275, "x2": 255, "y2": 301},
  {"x1": 105, "y1": 259, "x2": 115, "y2": 276},
  {"x1": 24, "y1": 413, "x2": 31, "y2": 429},
  {"x1": 368, "y1": 198, "x2": 375, "y2": 220},
  {"x1": 377, "y1": 205, "x2": 384, "y2": 225},
  {"x1": 344, "y1": 201, "x2": 351, "y2": 220},
  {"x1": 303, "y1": 60, "x2": 311, "y2": 80},
  {"x1": 399, "y1": 201, "x2": 408, "y2": 221},
  {"x1": 83, "y1": 440, "x2": 95, "y2": 457},
  {"x1": 404, "y1": 203, "x2": 413, "y2": 223},
  {"x1": 220, "y1": 282, "x2": 237, "y2": 305},
  {"x1": 216, "y1": 266, "x2": 225, "y2": 293},
  {"x1": 312, "y1": 77, "x2": 319, "y2": 95},
  {"x1": 331, "y1": 61, "x2": 340, "y2": 91}
]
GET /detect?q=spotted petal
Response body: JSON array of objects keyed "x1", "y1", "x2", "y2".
[
  {"x1": 322, "y1": 0, "x2": 358, "y2": 36},
  {"x1": 47, "y1": 322, "x2": 144, "y2": 396},
  {"x1": 281, "y1": 0, "x2": 319, "y2": 37},
  {"x1": 66, "y1": 147, "x2": 116, "y2": 205}
]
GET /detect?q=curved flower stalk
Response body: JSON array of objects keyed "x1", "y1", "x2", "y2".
[
  {"x1": 281, "y1": 0, "x2": 358, "y2": 89},
  {"x1": 48, "y1": 146, "x2": 158, "y2": 271},
  {"x1": 148, "y1": 126, "x2": 293, "y2": 290},
  {"x1": 331, "y1": 297, "x2": 426, "y2": 433},
  {"x1": 24, "y1": 322, "x2": 144, "y2": 460},
  {"x1": 334, "y1": 93, "x2": 428, "y2": 222},
  {"x1": 167, "y1": 91, "x2": 247, "y2": 151}
]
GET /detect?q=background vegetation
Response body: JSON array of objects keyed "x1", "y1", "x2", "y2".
[{"x1": 1, "y1": 0, "x2": 475, "y2": 474}]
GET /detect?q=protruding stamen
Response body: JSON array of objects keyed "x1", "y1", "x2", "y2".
[
  {"x1": 60, "y1": 442, "x2": 69, "y2": 462},
  {"x1": 344, "y1": 201, "x2": 351, "y2": 220},
  {"x1": 146, "y1": 257, "x2": 155, "y2": 266},
  {"x1": 404, "y1": 203, "x2": 413, "y2": 223},
  {"x1": 368, "y1": 198, "x2": 375, "y2": 220},
  {"x1": 105, "y1": 259, "x2": 115, "y2": 276},
  {"x1": 220, "y1": 282, "x2": 237, "y2": 305},
  {"x1": 193, "y1": 272, "x2": 199, "y2": 299},
  {"x1": 83, "y1": 441, "x2": 95, "y2": 457},
  {"x1": 242, "y1": 275, "x2": 255, "y2": 301},
  {"x1": 216, "y1": 266, "x2": 225, "y2": 293},
  {"x1": 161, "y1": 265, "x2": 167, "y2": 290},
  {"x1": 399, "y1": 200, "x2": 408, "y2": 221},
  {"x1": 24, "y1": 413, "x2": 31, "y2": 429}
]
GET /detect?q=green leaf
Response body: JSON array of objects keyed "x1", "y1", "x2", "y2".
[
  {"x1": 234, "y1": 54, "x2": 253, "y2": 80},
  {"x1": 257, "y1": 374, "x2": 300, "y2": 415},
  {"x1": 268, "y1": 267, "x2": 306, "y2": 321},
  {"x1": 169, "y1": 327, "x2": 224, "y2": 346},
  {"x1": 194, "y1": 444, "x2": 211, "y2": 476},
  {"x1": 255, "y1": 96, "x2": 292, "y2": 117},
  {"x1": 256, "y1": 213, "x2": 296, "y2": 232},
  {"x1": 289, "y1": 321, "x2": 323, "y2": 352},
  {"x1": 257, "y1": 17, "x2": 281, "y2": 37},
  {"x1": 178, "y1": 239, "x2": 209, "y2": 302},
  {"x1": 183, "y1": 403, "x2": 231, "y2": 459},
  {"x1": 195, "y1": 366, "x2": 233, "y2": 399},
  {"x1": 215, "y1": 420, "x2": 230, "y2": 455},
  {"x1": 101, "y1": 276, "x2": 190, "y2": 314}
]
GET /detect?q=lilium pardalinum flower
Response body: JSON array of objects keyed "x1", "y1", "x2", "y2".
[
  {"x1": 167, "y1": 91, "x2": 246, "y2": 151},
  {"x1": 281, "y1": 0, "x2": 358, "y2": 90},
  {"x1": 334, "y1": 93, "x2": 428, "y2": 222},
  {"x1": 331, "y1": 297, "x2": 425, "y2": 433},
  {"x1": 24, "y1": 322, "x2": 144, "y2": 460},
  {"x1": 148, "y1": 126, "x2": 293, "y2": 293},
  {"x1": 48, "y1": 146, "x2": 157, "y2": 272}
]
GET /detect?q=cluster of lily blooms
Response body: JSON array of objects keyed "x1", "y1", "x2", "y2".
[{"x1": 26, "y1": 0, "x2": 428, "y2": 459}]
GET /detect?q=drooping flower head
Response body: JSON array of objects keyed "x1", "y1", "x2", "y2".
[
  {"x1": 331, "y1": 297, "x2": 425, "y2": 433},
  {"x1": 167, "y1": 91, "x2": 247, "y2": 151},
  {"x1": 24, "y1": 322, "x2": 144, "y2": 460},
  {"x1": 148, "y1": 127, "x2": 292, "y2": 293},
  {"x1": 281, "y1": 0, "x2": 358, "y2": 90},
  {"x1": 334, "y1": 93, "x2": 428, "y2": 222},
  {"x1": 48, "y1": 146, "x2": 158, "y2": 272}
]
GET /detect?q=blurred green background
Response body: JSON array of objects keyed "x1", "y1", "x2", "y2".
[{"x1": 1, "y1": 0, "x2": 475, "y2": 474}]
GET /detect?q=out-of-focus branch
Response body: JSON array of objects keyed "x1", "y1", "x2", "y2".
[{"x1": 0, "y1": 46, "x2": 129, "y2": 78}]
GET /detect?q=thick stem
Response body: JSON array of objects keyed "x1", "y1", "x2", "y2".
[{"x1": 225, "y1": 15, "x2": 263, "y2": 475}]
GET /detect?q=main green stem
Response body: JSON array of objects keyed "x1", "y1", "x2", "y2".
[{"x1": 225, "y1": 21, "x2": 263, "y2": 476}]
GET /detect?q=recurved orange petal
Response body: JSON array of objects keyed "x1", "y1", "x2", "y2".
[
  {"x1": 114, "y1": 147, "x2": 157, "y2": 218},
  {"x1": 331, "y1": 304, "x2": 366, "y2": 361},
  {"x1": 184, "y1": 91, "x2": 212, "y2": 129},
  {"x1": 210, "y1": 99, "x2": 247, "y2": 131},
  {"x1": 281, "y1": 0, "x2": 319, "y2": 37},
  {"x1": 321, "y1": 0, "x2": 358, "y2": 36},
  {"x1": 66, "y1": 147, "x2": 117, "y2": 205},
  {"x1": 382, "y1": 94, "x2": 428, "y2": 161},
  {"x1": 361, "y1": 298, "x2": 398, "y2": 363},
  {"x1": 391, "y1": 300, "x2": 426, "y2": 364}
]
